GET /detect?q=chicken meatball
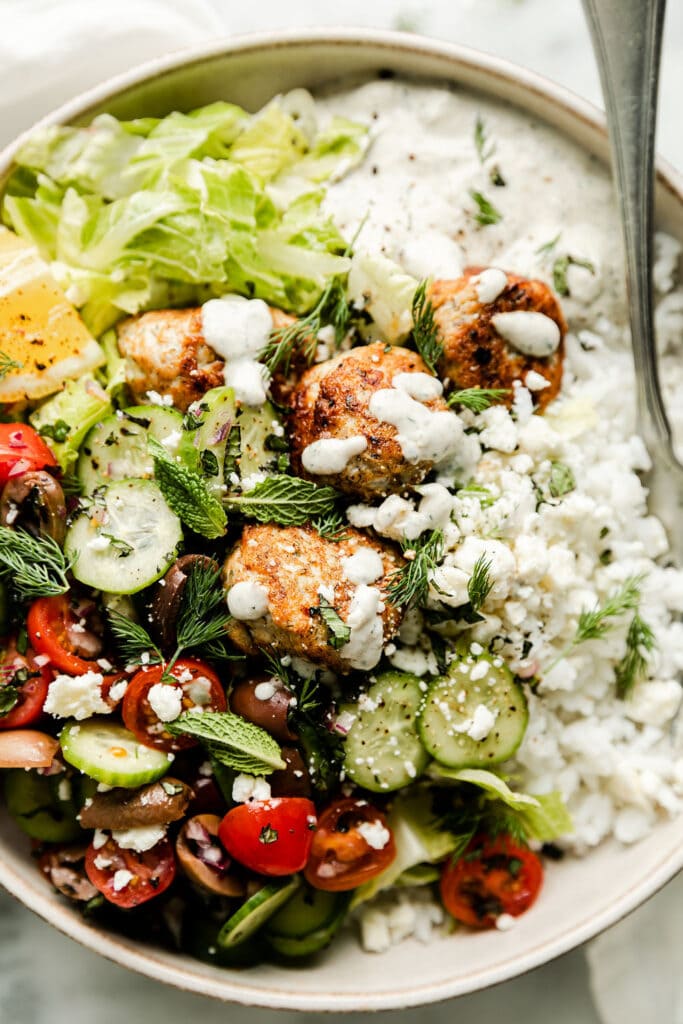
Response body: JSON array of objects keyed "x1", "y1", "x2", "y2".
[
  {"x1": 430, "y1": 268, "x2": 567, "y2": 412},
  {"x1": 289, "y1": 342, "x2": 464, "y2": 501},
  {"x1": 223, "y1": 523, "x2": 404, "y2": 673},
  {"x1": 117, "y1": 305, "x2": 296, "y2": 412}
]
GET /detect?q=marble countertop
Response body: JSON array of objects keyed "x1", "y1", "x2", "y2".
[{"x1": 0, "y1": 1, "x2": 681, "y2": 1022}]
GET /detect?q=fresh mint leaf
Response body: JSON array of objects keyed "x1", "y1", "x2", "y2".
[
  {"x1": 225, "y1": 475, "x2": 339, "y2": 526},
  {"x1": 168, "y1": 711, "x2": 286, "y2": 774},
  {"x1": 315, "y1": 595, "x2": 351, "y2": 650},
  {"x1": 149, "y1": 436, "x2": 227, "y2": 539}
]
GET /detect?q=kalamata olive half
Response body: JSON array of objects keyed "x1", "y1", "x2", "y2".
[
  {"x1": 39, "y1": 845, "x2": 98, "y2": 902},
  {"x1": 229, "y1": 677, "x2": 298, "y2": 742},
  {"x1": 269, "y1": 746, "x2": 313, "y2": 799},
  {"x1": 176, "y1": 814, "x2": 244, "y2": 897},
  {"x1": 0, "y1": 729, "x2": 59, "y2": 768},
  {"x1": 79, "y1": 777, "x2": 193, "y2": 830},
  {"x1": 149, "y1": 555, "x2": 220, "y2": 650},
  {"x1": 0, "y1": 470, "x2": 67, "y2": 544}
]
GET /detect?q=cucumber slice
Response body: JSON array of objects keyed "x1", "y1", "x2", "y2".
[
  {"x1": 3, "y1": 769, "x2": 82, "y2": 842},
  {"x1": 343, "y1": 672, "x2": 429, "y2": 792},
  {"x1": 65, "y1": 478, "x2": 182, "y2": 594},
  {"x1": 60, "y1": 719, "x2": 173, "y2": 788},
  {"x1": 183, "y1": 914, "x2": 261, "y2": 967},
  {"x1": 217, "y1": 876, "x2": 300, "y2": 951},
  {"x1": 264, "y1": 885, "x2": 349, "y2": 957},
  {"x1": 183, "y1": 387, "x2": 282, "y2": 496},
  {"x1": 78, "y1": 405, "x2": 183, "y2": 491},
  {"x1": 417, "y1": 652, "x2": 528, "y2": 769}
]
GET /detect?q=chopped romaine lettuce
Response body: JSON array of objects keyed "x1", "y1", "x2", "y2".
[
  {"x1": 347, "y1": 252, "x2": 417, "y2": 343},
  {"x1": 29, "y1": 377, "x2": 111, "y2": 472}
]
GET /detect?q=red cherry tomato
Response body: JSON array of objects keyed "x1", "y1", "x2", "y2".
[
  {"x1": 218, "y1": 798, "x2": 317, "y2": 876},
  {"x1": 122, "y1": 658, "x2": 226, "y2": 753},
  {"x1": 0, "y1": 644, "x2": 51, "y2": 729},
  {"x1": 0, "y1": 424, "x2": 57, "y2": 488},
  {"x1": 304, "y1": 798, "x2": 396, "y2": 892},
  {"x1": 440, "y1": 833, "x2": 543, "y2": 928},
  {"x1": 85, "y1": 835, "x2": 176, "y2": 908},
  {"x1": 27, "y1": 595, "x2": 105, "y2": 675}
]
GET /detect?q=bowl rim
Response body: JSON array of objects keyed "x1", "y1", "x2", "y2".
[{"x1": 0, "y1": 26, "x2": 681, "y2": 1012}]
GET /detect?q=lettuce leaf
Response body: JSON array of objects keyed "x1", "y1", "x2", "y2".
[
  {"x1": 29, "y1": 377, "x2": 111, "y2": 472},
  {"x1": 2, "y1": 95, "x2": 366, "y2": 332}
]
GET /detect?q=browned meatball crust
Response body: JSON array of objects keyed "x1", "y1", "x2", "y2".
[
  {"x1": 223, "y1": 523, "x2": 404, "y2": 673},
  {"x1": 117, "y1": 305, "x2": 297, "y2": 412},
  {"x1": 289, "y1": 342, "x2": 457, "y2": 501},
  {"x1": 430, "y1": 268, "x2": 567, "y2": 412}
]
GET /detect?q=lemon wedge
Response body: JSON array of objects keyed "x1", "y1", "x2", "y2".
[{"x1": 0, "y1": 227, "x2": 104, "y2": 402}]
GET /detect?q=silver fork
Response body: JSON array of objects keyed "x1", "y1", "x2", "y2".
[{"x1": 581, "y1": 0, "x2": 683, "y2": 559}]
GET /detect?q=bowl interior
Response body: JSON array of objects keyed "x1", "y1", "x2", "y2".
[{"x1": 0, "y1": 30, "x2": 681, "y2": 1012}]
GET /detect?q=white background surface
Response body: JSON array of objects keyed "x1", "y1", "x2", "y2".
[{"x1": 0, "y1": 1, "x2": 681, "y2": 1022}]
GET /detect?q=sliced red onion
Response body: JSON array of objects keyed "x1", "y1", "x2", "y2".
[
  {"x1": 185, "y1": 819, "x2": 212, "y2": 846},
  {"x1": 8, "y1": 432, "x2": 26, "y2": 449},
  {"x1": 208, "y1": 419, "x2": 233, "y2": 445},
  {"x1": 331, "y1": 710, "x2": 357, "y2": 736}
]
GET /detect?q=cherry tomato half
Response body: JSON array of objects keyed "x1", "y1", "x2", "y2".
[
  {"x1": 218, "y1": 797, "x2": 317, "y2": 877},
  {"x1": 440, "y1": 833, "x2": 543, "y2": 928},
  {"x1": 27, "y1": 595, "x2": 105, "y2": 675},
  {"x1": 304, "y1": 798, "x2": 396, "y2": 892},
  {"x1": 0, "y1": 424, "x2": 57, "y2": 489},
  {"x1": 0, "y1": 645, "x2": 51, "y2": 730},
  {"x1": 122, "y1": 658, "x2": 227, "y2": 753},
  {"x1": 85, "y1": 835, "x2": 176, "y2": 908}
]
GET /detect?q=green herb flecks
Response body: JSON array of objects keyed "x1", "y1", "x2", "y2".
[
  {"x1": 552, "y1": 254, "x2": 596, "y2": 297},
  {"x1": 311, "y1": 509, "x2": 349, "y2": 541},
  {"x1": 388, "y1": 529, "x2": 444, "y2": 608},
  {"x1": 0, "y1": 352, "x2": 22, "y2": 382},
  {"x1": 0, "y1": 685, "x2": 20, "y2": 717},
  {"x1": 0, "y1": 527, "x2": 71, "y2": 601},
  {"x1": 168, "y1": 711, "x2": 286, "y2": 775},
  {"x1": 548, "y1": 461, "x2": 576, "y2": 498},
  {"x1": 149, "y1": 436, "x2": 227, "y2": 539},
  {"x1": 315, "y1": 595, "x2": 351, "y2": 650},
  {"x1": 448, "y1": 387, "x2": 509, "y2": 413},
  {"x1": 615, "y1": 612, "x2": 657, "y2": 699},
  {"x1": 224, "y1": 475, "x2": 339, "y2": 526},
  {"x1": 469, "y1": 190, "x2": 502, "y2": 227},
  {"x1": 474, "y1": 115, "x2": 495, "y2": 164},
  {"x1": 467, "y1": 555, "x2": 493, "y2": 613},
  {"x1": 37, "y1": 419, "x2": 71, "y2": 443},
  {"x1": 535, "y1": 233, "x2": 561, "y2": 257},
  {"x1": 411, "y1": 280, "x2": 443, "y2": 374},
  {"x1": 259, "y1": 824, "x2": 279, "y2": 844}
]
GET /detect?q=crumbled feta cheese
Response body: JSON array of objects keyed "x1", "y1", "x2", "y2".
[
  {"x1": 357, "y1": 820, "x2": 391, "y2": 850},
  {"x1": 231, "y1": 774, "x2": 272, "y2": 803},
  {"x1": 147, "y1": 683, "x2": 183, "y2": 723},
  {"x1": 112, "y1": 869, "x2": 135, "y2": 892},
  {"x1": 112, "y1": 825, "x2": 167, "y2": 852},
  {"x1": 44, "y1": 671, "x2": 109, "y2": 721}
]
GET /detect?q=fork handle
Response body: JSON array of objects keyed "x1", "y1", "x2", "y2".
[{"x1": 581, "y1": 0, "x2": 670, "y2": 453}]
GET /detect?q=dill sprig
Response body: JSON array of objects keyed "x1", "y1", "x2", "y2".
[
  {"x1": 469, "y1": 190, "x2": 502, "y2": 227},
  {"x1": 474, "y1": 115, "x2": 495, "y2": 164},
  {"x1": 0, "y1": 527, "x2": 71, "y2": 601},
  {"x1": 388, "y1": 529, "x2": 445, "y2": 608},
  {"x1": 615, "y1": 612, "x2": 657, "y2": 699},
  {"x1": 0, "y1": 351, "x2": 22, "y2": 382},
  {"x1": 448, "y1": 387, "x2": 509, "y2": 413},
  {"x1": 411, "y1": 280, "x2": 443, "y2": 374},
  {"x1": 545, "y1": 575, "x2": 644, "y2": 675},
  {"x1": 259, "y1": 649, "x2": 320, "y2": 716},
  {"x1": 467, "y1": 555, "x2": 494, "y2": 613},
  {"x1": 260, "y1": 276, "x2": 350, "y2": 376},
  {"x1": 552, "y1": 254, "x2": 596, "y2": 297},
  {"x1": 108, "y1": 612, "x2": 162, "y2": 667},
  {"x1": 311, "y1": 509, "x2": 349, "y2": 541},
  {"x1": 224, "y1": 475, "x2": 339, "y2": 526}
]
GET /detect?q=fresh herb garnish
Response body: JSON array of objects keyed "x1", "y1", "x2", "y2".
[
  {"x1": 474, "y1": 115, "x2": 495, "y2": 164},
  {"x1": 315, "y1": 595, "x2": 351, "y2": 650},
  {"x1": 223, "y1": 423, "x2": 242, "y2": 479},
  {"x1": 0, "y1": 352, "x2": 21, "y2": 382},
  {"x1": 548, "y1": 461, "x2": 576, "y2": 498},
  {"x1": 615, "y1": 612, "x2": 656, "y2": 699},
  {"x1": 261, "y1": 275, "x2": 350, "y2": 376},
  {"x1": 388, "y1": 529, "x2": 444, "y2": 608},
  {"x1": 448, "y1": 387, "x2": 509, "y2": 413},
  {"x1": 168, "y1": 711, "x2": 286, "y2": 775},
  {"x1": 100, "y1": 534, "x2": 134, "y2": 558},
  {"x1": 535, "y1": 233, "x2": 561, "y2": 257},
  {"x1": 0, "y1": 527, "x2": 71, "y2": 600},
  {"x1": 552, "y1": 254, "x2": 596, "y2": 297},
  {"x1": 311, "y1": 509, "x2": 349, "y2": 541},
  {"x1": 411, "y1": 280, "x2": 443, "y2": 374},
  {"x1": 469, "y1": 190, "x2": 502, "y2": 226},
  {"x1": 224, "y1": 475, "x2": 339, "y2": 526},
  {"x1": 0, "y1": 685, "x2": 21, "y2": 717},
  {"x1": 148, "y1": 436, "x2": 227, "y2": 539},
  {"x1": 489, "y1": 166, "x2": 506, "y2": 187},
  {"x1": 467, "y1": 555, "x2": 494, "y2": 613},
  {"x1": 108, "y1": 613, "x2": 163, "y2": 667},
  {"x1": 37, "y1": 419, "x2": 71, "y2": 443}
]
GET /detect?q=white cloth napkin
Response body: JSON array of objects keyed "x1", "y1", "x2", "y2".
[
  {"x1": 0, "y1": 4, "x2": 680, "y2": 1021},
  {"x1": 0, "y1": 0, "x2": 222, "y2": 148}
]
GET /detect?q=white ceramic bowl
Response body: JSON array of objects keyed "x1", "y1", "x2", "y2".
[{"x1": 1, "y1": 28, "x2": 682, "y2": 1012}]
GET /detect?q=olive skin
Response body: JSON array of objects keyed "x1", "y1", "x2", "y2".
[
  {"x1": 149, "y1": 554, "x2": 219, "y2": 651},
  {"x1": 0, "y1": 470, "x2": 66, "y2": 544},
  {"x1": 229, "y1": 677, "x2": 298, "y2": 743},
  {"x1": 269, "y1": 746, "x2": 313, "y2": 799}
]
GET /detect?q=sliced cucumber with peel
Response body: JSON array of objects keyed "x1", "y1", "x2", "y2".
[
  {"x1": 60, "y1": 719, "x2": 172, "y2": 788},
  {"x1": 264, "y1": 885, "x2": 349, "y2": 958},
  {"x1": 217, "y1": 876, "x2": 300, "y2": 951},
  {"x1": 3, "y1": 769, "x2": 83, "y2": 842},
  {"x1": 77, "y1": 405, "x2": 183, "y2": 491},
  {"x1": 343, "y1": 672, "x2": 429, "y2": 792},
  {"x1": 417, "y1": 652, "x2": 527, "y2": 769},
  {"x1": 65, "y1": 478, "x2": 182, "y2": 594}
]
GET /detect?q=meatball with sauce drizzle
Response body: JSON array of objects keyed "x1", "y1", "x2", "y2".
[
  {"x1": 430, "y1": 267, "x2": 567, "y2": 412},
  {"x1": 288, "y1": 341, "x2": 464, "y2": 501}
]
